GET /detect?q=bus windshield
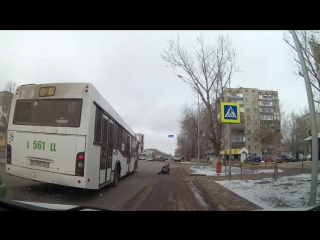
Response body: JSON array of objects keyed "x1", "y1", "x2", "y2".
[{"x1": 13, "y1": 99, "x2": 83, "y2": 127}]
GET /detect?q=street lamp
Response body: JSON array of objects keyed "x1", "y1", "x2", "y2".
[{"x1": 291, "y1": 30, "x2": 318, "y2": 205}]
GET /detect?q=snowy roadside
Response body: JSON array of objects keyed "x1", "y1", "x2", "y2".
[
  {"x1": 190, "y1": 165, "x2": 283, "y2": 176},
  {"x1": 189, "y1": 165, "x2": 319, "y2": 210},
  {"x1": 216, "y1": 174, "x2": 320, "y2": 209}
]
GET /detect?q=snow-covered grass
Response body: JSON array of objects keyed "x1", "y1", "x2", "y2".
[
  {"x1": 190, "y1": 165, "x2": 283, "y2": 176},
  {"x1": 216, "y1": 174, "x2": 320, "y2": 209}
]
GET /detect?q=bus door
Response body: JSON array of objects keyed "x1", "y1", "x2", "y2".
[
  {"x1": 107, "y1": 119, "x2": 114, "y2": 182},
  {"x1": 126, "y1": 135, "x2": 131, "y2": 173},
  {"x1": 99, "y1": 114, "x2": 112, "y2": 185}
]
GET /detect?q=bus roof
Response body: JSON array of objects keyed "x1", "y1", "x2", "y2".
[{"x1": 16, "y1": 82, "x2": 137, "y2": 138}]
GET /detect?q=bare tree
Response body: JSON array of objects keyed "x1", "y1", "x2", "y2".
[
  {"x1": 161, "y1": 33, "x2": 239, "y2": 159},
  {"x1": 0, "y1": 81, "x2": 18, "y2": 132},
  {"x1": 282, "y1": 110, "x2": 305, "y2": 154},
  {"x1": 178, "y1": 103, "x2": 209, "y2": 158},
  {"x1": 284, "y1": 31, "x2": 320, "y2": 103}
]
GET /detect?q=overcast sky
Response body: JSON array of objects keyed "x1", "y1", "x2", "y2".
[{"x1": 0, "y1": 30, "x2": 310, "y2": 155}]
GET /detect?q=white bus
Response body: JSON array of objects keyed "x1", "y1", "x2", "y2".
[{"x1": 6, "y1": 82, "x2": 140, "y2": 189}]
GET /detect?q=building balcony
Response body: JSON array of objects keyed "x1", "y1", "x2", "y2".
[
  {"x1": 229, "y1": 95, "x2": 243, "y2": 100},
  {"x1": 231, "y1": 140, "x2": 245, "y2": 143},
  {"x1": 230, "y1": 123, "x2": 246, "y2": 130}
]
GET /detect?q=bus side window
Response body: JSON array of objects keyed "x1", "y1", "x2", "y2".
[
  {"x1": 131, "y1": 137, "x2": 135, "y2": 157},
  {"x1": 119, "y1": 127, "x2": 122, "y2": 151},
  {"x1": 113, "y1": 122, "x2": 119, "y2": 149},
  {"x1": 122, "y1": 130, "x2": 127, "y2": 157},
  {"x1": 94, "y1": 107, "x2": 102, "y2": 143}
]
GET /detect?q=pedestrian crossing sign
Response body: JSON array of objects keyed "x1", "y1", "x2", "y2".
[{"x1": 221, "y1": 102, "x2": 240, "y2": 124}]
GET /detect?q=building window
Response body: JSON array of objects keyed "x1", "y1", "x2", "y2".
[
  {"x1": 255, "y1": 145, "x2": 258, "y2": 149},
  {"x1": 246, "y1": 101, "x2": 249, "y2": 105},
  {"x1": 248, "y1": 137, "x2": 251, "y2": 142},
  {"x1": 245, "y1": 94, "x2": 248, "y2": 97},
  {"x1": 247, "y1": 123, "x2": 251, "y2": 127},
  {"x1": 247, "y1": 116, "x2": 250, "y2": 120},
  {"x1": 248, "y1": 145, "x2": 251, "y2": 150}
]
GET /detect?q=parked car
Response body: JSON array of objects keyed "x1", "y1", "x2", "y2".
[
  {"x1": 245, "y1": 155, "x2": 261, "y2": 162},
  {"x1": 279, "y1": 154, "x2": 295, "y2": 162},
  {"x1": 297, "y1": 154, "x2": 307, "y2": 161},
  {"x1": 290, "y1": 153, "x2": 306, "y2": 161},
  {"x1": 263, "y1": 156, "x2": 283, "y2": 163},
  {"x1": 307, "y1": 154, "x2": 311, "y2": 161}
]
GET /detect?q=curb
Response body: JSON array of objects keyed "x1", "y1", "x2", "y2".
[
  {"x1": 192, "y1": 178, "x2": 227, "y2": 211},
  {"x1": 189, "y1": 173, "x2": 207, "y2": 176}
]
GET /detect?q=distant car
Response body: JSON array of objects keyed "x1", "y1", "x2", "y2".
[
  {"x1": 158, "y1": 157, "x2": 165, "y2": 162},
  {"x1": 138, "y1": 156, "x2": 146, "y2": 160},
  {"x1": 146, "y1": 156, "x2": 154, "y2": 161},
  {"x1": 245, "y1": 155, "x2": 261, "y2": 163},
  {"x1": 298, "y1": 154, "x2": 307, "y2": 161},
  {"x1": 290, "y1": 153, "x2": 306, "y2": 161},
  {"x1": 263, "y1": 156, "x2": 283, "y2": 163},
  {"x1": 174, "y1": 155, "x2": 182, "y2": 162},
  {"x1": 279, "y1": 154, "x2": 295, "y2": 162}
]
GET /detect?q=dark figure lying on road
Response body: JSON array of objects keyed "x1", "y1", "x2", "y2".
[{"x1": 158, "y1": 164, "x2": 170, "y2": 174}]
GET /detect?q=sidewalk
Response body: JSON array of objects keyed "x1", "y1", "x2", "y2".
[{"x1": 193, "y1": 176, "x2": 262, "y2": 211}]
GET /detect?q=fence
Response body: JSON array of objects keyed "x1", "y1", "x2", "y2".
[{"x1": 220, "y1": 160, "x2": 319, "y2": 180}]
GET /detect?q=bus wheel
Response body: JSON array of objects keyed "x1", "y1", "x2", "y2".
[{"x1": 111, "y1": 167, "x2": 119, "y2": 187}]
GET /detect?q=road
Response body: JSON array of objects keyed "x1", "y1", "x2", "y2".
[{"x1": 0, "y1": 159, "x2": 211, "y2": 211}]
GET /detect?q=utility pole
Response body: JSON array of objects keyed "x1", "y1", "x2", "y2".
[
  {"x1": 291, "y1": 30, "x2": 318, "y2": 205},
  {"x1": 197, "y1": 88, "x2": 200, "y2": 167},
  {"x1": 228, "y1": 81, "x2": 232, "y2": 180}
]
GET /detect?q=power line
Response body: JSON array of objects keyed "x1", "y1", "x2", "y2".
[{"x1": 0, "y1": 52, "x2": 184, "y2": 86}]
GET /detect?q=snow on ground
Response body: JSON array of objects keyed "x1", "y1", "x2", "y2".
[
  {"x1": 216, "y1": 174, "x2": 320, "y2": 209},
  {"x1": 187, "y1": 181, "x2": 210, "y2": 210},
  {"x1": 190, "y1": 165, "x2": 283, "y2": 176}
]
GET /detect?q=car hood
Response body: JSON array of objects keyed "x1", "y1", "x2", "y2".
[
  {"x1": 15, "y1": 201, "x2": 101, "y2": 211},
  {"x1": 255, "y1": 206, "x2": 315, "y2": 211}
]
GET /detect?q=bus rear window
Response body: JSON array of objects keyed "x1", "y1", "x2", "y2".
[{"x1": 13, "y1": 99, "x2": 83, "y2": 127}]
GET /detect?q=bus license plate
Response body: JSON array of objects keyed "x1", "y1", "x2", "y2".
[{"x1": 30, "y1": 160, "x2": 49, "y2": 168}]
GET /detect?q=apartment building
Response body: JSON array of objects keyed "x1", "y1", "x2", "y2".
[
  {"x1": 136, "y1": 133, "x2": 144, "y2": 153},
  {"x1": 220, "y1": 87, "x2": 281, "y2": 156}
]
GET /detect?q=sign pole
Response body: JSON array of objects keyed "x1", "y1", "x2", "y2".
[
  {"x1": 229, "y1": 123, "x2": 232, "y2": 180},
  {"x1": 221, "y1": 101, "x2": 240, "y2": 180}
]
